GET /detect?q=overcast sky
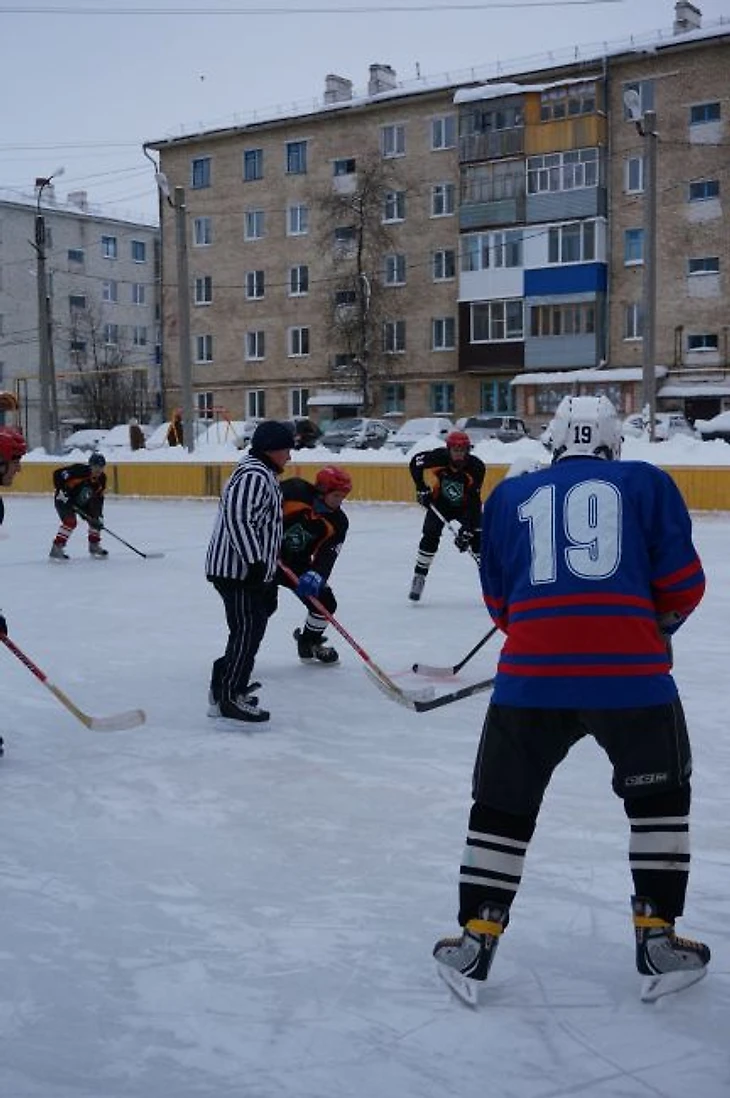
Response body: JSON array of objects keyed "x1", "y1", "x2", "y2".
[{"x1": 1, "y1": 0, "x2": 728, "y2": 225}]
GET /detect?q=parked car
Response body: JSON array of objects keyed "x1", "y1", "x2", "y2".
[
  {"x1": 694, "y1": 411, "x2": 730, "y2": 443},
  {"x1": 383, "y1": 416, "x2": 455, "y2": 453},
  {"x1": 461, "y1": 415, "x2": 530, "y2": 444},
  {"x1": 61, "y1": 427, "x2": 109, "y2": 455},
  {"x1": 319, "y1": 417, "x2": 391, "y2": 452},
  {"x1": 621, "y1": 413, "x2": 699, "y2": 441}
]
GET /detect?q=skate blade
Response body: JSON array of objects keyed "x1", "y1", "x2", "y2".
[
  {"x1": 641, "y1": 967, "x2": 707, "y2": 1002},
  {"x1": 435, "y1": 961, "x2": 484, "y2": 1008}
]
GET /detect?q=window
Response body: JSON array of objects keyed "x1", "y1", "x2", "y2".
[
  {"x1": 290, "y1": 388, "x2": 309, "y2": 417},
  {"x1": 383, "y1": 320, "x2": 406, "y2": 353},
  {"x1": 624, "y1": 228, "x2": 644, "y2": 265},
  {"x1": 334, "y1": 225, "x2": 356, "y2": 256},
  {"x1": 289, "y1": 265, "x2": 309, "y2": 296},
  {"x1": 687, "y1": 333, "x2": 719, "y2": 351},
  {"x1": 530, "y1": 303, "x2": 596, "y2": 336},
  {"x1": 622, "y1": 80, "x2": 654, "y2": 120},
  {"x1": 690, "y1": 102, "x2": 720, "y2": 125},
  {"x1": 70, "y1": 339, "x2": 87, "y2": 358},
  {"x1": 548, "y1": 221, "x2": 595, "y2": 264},
  {"x1": 433, "y1": 249, "x2": 455, "y2": 281},
  {"x1": 623, "y1": 303, "x2": 643, "y2": 340},
  {"x1": 287, "y1": 204, "x2": 309, "y2": 236},
  {"x1": 195, "y1": 334, "x2": 213, "y2": 362},
  {"x1": 132, "y1": 325, "x2": 148, "y2": 346},
  {"x1": 334, "y1": 289, "x2": 357, "y2": 307},
  {"x1": 67, "y1": 247, "x2": 85, "y2": 263},
  {"x1": 431, "y1": 382, "x2": 454, "y2": 415},
  {"x1": 384, "y1": 253, "x2": 406, "y2": 285},
  {"x1": 688, "y1": 256, "x2": 719, "y2": 275},
  {"x1": 288, "y1": 326, "x2": 310, "y2": 357},
  {"x1": 244, "y1": 209, "x2": 265, "y2": 240},
  {"x1": 492, "y1": 229, "x2": 523, "y2": 268},
  {"x1": 431, "y1": 182, "x2": 455, "y2": 217},
  {"x1": 481, "y1": 380, "x2": 514, "y2": 414},
  {"x1": 191, "y1": 157, "x2": 211, "y2": 189},
  {"x1": 333, "y1": 353, "x2": 356, "y2": 372},
  {"x1": 193, "y1": 217, "x2": 213, "y2": 246},
  {"x1": 132, "y1": 282, "x2": 146, "y2": 306},
  {"x1": 383, "y1": 382, "x2": 405, "y2": 412},
  {"x1": 103, "y1": 323, "x2": 118, "y2": 345},
  {"x1": 624, "y1": 156, "x2": 644, "y2": 194},
  {"x1": 286, "y1": 140, "x2": 308, "y2": 174},
  {"x1": 247, "y1": 390, "x2": 266, "y2": 417},
  {"x1": 131, "y1": 240, "x2": 146, "y2": 263},
  {"x1": 194, "y1": 276, "x2": 213, "y2": 305},
  {"x1": 246, "y1": 270, "x2": 265, "y2": 299},
  {"x1": 431, "y1": 115, "x2": 456, "y2": 150},
  {"x1": 197, "y1": 392, "x2": 215, "y2": 420},
  {"x1": 101, "y1": 235, "x2": 117, "y2": 259},
  {"x1": 471, "y1": 300, "x2": 524, "y2": 342},
  {"x1": 333, "y1": 157, "x2": 356, "y2": 176},
  {"x1": 461, "y1": 232, "x2": 491, "y2": 272},
  {"x1": 102, "y1": 280, "x2": 118, "y2": 303},
  {"x1": 245, "y1": 330, "x2": 265, "y2": 360},
  {"x1": 432, "y1": 317, "x2": 456, "y2": 350},
  {"x1": 69, "y1": 293, "x2": 86, "y2": 311},
  {"x1": 381, "y1": 123, "x2": 405, "y2": 158},
  {"x1": 383, "y1": 190, "x2": 406, "y2": 222},
  {"x1": 243, "y1": 148, "x2": 263, "y2": 181},
  {"x1": 527, "y1": 148, "x2": 598, "y2": 194},
  {"x1": 689, "y1": 179, "x2": 719, "y2": 202},
  {"x1": 540, "y1": 80, "x2": 597, "y2": 121}
]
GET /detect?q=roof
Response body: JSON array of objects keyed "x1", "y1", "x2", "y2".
[
  {"x1": 307, "y1": 390, "x2": 364, "y2": 407},
  {"x1": 512, "y1": 366, "x2": 668, "y2": 387}
]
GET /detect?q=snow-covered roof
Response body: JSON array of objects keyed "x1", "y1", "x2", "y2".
[
  {"x1": 307, "y1": 390, "x2": 363, "y2": 407},
  {"x1": 454, "y1": 76, "x2": 598, "y2": 105},
  {"x1": 659, "y1": 383, "x2": 730, "y2": 398},
  {"x1": 512, "y1": 366, "x2": 668, "y2": 387}
]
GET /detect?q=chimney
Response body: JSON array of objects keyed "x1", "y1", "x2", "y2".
[
  {"x1": 368, "y1": 64, "x2": 397, "y2": 97},
  {"x1": 674, "y1": 1, "x2": 702, "y2": 34},
  {"x1": 324, "y1": 74, "x2": 353, "y2": 104},
  {"x1": 68, "y1": 190, "x2": 89, "y2": 211}
]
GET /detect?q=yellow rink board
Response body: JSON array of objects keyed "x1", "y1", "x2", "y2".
[{"x1": 8, "y1": 461, "x2": 730, "y2": 511}]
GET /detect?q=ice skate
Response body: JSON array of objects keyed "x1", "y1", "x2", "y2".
[
  {"x1": 49, "y1": 543, "x2": 69, "y2": 561},
  {"x1": 433, "y1": 904, "x2": 507, "y2": 1007},
  {"x1": 207, "y1": 681, "x2": 260, "y2": 718},
  {"x1": 88, "y1": 543, "x2": 108, "y2": 558},
  {"x1": 409, "y1": 573, "x2": 426, "y2": 602},
  {"x1": 217, "y1": 693, "x2": 269, "y2": 724},
  {"x1": 632, "y1": 896, "x2": 710, "y2": 1002},
  {"x1": 294, "y1": 628, "x2": 339, "y2": 664}
]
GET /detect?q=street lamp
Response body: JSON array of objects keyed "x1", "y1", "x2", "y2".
[
  {"x1": 34, "y1": 166, "x2": 63, "y2": 452},
  {"x1": 624, "y1": 89, "x2": 658, "y2": 441},
  {"x1": 155, "y1": 170, "x2": 195, "y2": 453}
]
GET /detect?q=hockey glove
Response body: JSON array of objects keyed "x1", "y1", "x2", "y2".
[
  {"x1": 417, "y1": 488, "x2": 432, "y2": 508},
  {"x1": 296, "y1": 570, "x2": 325, "y2": 599},
  {"x1": 0, "y1": 612, "x2": 6, "y2": 636},
  {"x1": 657, "y1": 611, "x2": 685, "y2": 636},
  {"x1": 454, "y1": 526, "x2": 473, "y2": 553}
]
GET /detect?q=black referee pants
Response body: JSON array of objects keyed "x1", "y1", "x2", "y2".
[{"x1": 210, "y1": 578, "x2": 276, "y2": 703}]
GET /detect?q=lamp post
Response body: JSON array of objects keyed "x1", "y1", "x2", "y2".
[
  {"x1": 34, "y1": 168, "x2": 63, "y2": 452},
  {"x1": 154, "y1": 170, "x2": 195, "y2": 453},
  {"x1": 624, "y1": 91, "x2": 658, "y2": 441}
]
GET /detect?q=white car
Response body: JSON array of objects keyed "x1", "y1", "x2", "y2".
[
  {"x1": 60, "y1": 427, "x2": 109, "y2": 455},
  {"x1": 383, "y1": 416, "x2": 454, "y2": 454},
  {"x1": 622, "y1": 413, "x2": 698, "y2": 441}
]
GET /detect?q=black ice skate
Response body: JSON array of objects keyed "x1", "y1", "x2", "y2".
[
  {"x1": 294, "y1": 628, "x2": 339, "y2": 664},
  {"x1": 218, "y1": 694, "x2": 270, "y2": 723},
  {"x1": 49, "y1": 543, "x2": 69, "y2": 561},
  {"x1": 433, "y1": 904, "x2": 508, "y2": 1006},
  {"x1": 88, "y1": 543, "x2": 108, "y2": 558},
  {"x1": 409, "y1": 573, "x2": 426, "y2": 601},
  {"x1": 207, "y1": 682, "x2": 261, "y2": 718},
  {"x1": 632, "y1": 896, "x2": 710, "y2": 1001}
]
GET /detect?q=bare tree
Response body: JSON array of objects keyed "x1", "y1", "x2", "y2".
[
  {"x1": 312, "y1": 149, "x2": 411, "y2": 413},
  {"x1": 64, "y1": 303, "x2": 150, "y2": 427}
]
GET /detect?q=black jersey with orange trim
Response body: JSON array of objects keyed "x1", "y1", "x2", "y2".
[
  {"x1": 53, "y1": 463, "x2": 107, "y2": 509},
  {"x1": 409, "y1": 448, "x2": 485, "y2": 518},
  {"x1": 281, "y1": 477, "x2": 349, "y2": 579}
]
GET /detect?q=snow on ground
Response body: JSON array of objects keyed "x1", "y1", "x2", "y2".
[{"x1": 0, "y1": 497, "x2": 728, "y2": 1098}]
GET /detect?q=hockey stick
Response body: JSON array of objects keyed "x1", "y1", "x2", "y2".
[
  {"x1": 0, "y1": 634, "x2": 146, "y2": 731},
  {"x1": 412, "y1": 625, "x2": 499, "y2": 677},
  {"x1": 428, "y1": 503, "x2": 480, "y2": 564},
  {"x1": 365, "y1": 664, "x2": 496, "y2": 713},
  {"x1": 278, "y1": 562, "x2": 433, "y2": 709},
  {"x1": 72, "y1": 506, "x2": 165, "y2": 559}
]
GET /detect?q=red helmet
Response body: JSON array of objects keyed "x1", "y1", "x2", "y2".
[
  {"x1": 315, "y1": 465, "x2": 352, "y2": 495},
  {"x1": 0, "y1": 426, "x2": 27, "y2": 464},
  {"x1": 446, "y1": 430, "x2": 471, "y2": 450}
]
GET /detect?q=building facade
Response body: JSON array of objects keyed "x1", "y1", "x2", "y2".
[{"x1": 0, "y1": 189, "x2": 160, "y2": 446}]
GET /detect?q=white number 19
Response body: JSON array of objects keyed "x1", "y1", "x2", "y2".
[{"x1": 518, "y1": 480, "x2": 622, "y2": 585}]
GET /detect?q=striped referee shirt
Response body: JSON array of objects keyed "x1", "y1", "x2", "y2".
[{"x1": 205, "y1": 455, "x2": 283, "y2": 582}]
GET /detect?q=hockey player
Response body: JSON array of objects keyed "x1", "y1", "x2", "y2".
[
  {"x1": 278, "y1": 465, "x2": 352, "y2": 664},
  {"x1": 49, "y1": 451, "x2": 108, "y2": 560},
  {"x1": 0, "y1": 424, "x2": 28, "y2": 757},
  {"x1": 434, "y1": 395, "x2": 709, "y2": 1005},
  {"x1": 408, "y1": 430, "x2": 485, "y2": 601}
]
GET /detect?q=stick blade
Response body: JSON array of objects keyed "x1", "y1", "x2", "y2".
[
  {"x1": 412, "y1": 662, "x2": 457, "y2": 678},
  {"x1": 141, "y1": 552, "x2": 165, "y2": 560},
  {"x1": 362, "y1": 666, "x2": 435, "y2": 710},
  {"x1": 86, "y1": 708, "x2": 147, "y2": 732}
]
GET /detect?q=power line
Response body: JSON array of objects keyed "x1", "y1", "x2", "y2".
[{"x1": 0, "y1": 2, "x2": 624, "y2": 14}]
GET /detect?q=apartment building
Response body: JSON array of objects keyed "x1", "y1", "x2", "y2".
[
  {"x1": 0, "y1": 189, "x2": 160, "y2": 445},
  {"x1": 148, "y1": 2, "x2": 729, "y2": 430}
]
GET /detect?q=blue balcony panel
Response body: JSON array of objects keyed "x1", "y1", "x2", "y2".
[{"x1": 524, "y1": 263, "x2": 607, "y2": 296}]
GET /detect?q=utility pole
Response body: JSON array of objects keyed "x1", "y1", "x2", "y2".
[
  {"x1": 641, "y1": 110, "x2": 658, "y2": 442},
  {"x1": 34, "y1": 170, "x2": 63, "y2": 453},
  {"x1": 173, "y1": 186, "x2": 195, "y2": 453}
]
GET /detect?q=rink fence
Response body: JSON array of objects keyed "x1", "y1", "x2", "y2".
[{"x1": 8, "y1": 461, "x2": 730, "y2": 511}]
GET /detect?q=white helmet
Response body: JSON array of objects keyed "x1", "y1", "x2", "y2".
[{"x1": 549, "y1": 395, "x2": 622, "y2": 462}]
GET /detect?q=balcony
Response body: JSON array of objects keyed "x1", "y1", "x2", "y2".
[{"x1": 460, "y1": 129, "x2": 524, "y2": 164}]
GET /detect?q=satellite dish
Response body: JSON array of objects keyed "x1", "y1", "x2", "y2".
[{"x1": 623, "y1": 88, "x2": 642, "y2": 121}]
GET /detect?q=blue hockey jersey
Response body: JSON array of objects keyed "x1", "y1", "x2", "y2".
[{"x1": 480, "y1": 456, "x2": 705, "y2": 708}]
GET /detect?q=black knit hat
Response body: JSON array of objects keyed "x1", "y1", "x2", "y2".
[{"x1": 250, "y1": 420, "x2": 296, "y2": 454}]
